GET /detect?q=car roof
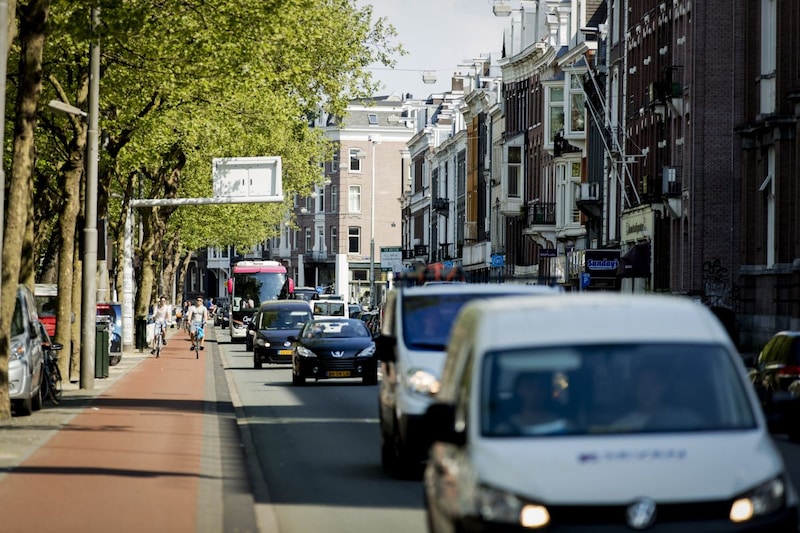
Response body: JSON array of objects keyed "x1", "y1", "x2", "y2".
[
  {"x1": 457, "y1": 293, "x2": 733, "y2": 349},
  {"x1": 258, "y1": 300, "x2": 313, "y2": 310},
  {"x1": 395, "y1": 283, "x2": 562, "y2": 298}
]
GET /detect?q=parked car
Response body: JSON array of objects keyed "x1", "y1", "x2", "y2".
[
  {"x1": 290, "y1": 318, "x2": 377, "y2": 385},
  {"x1": 251, "y1": 300, "x2": 313, "y2": 367},
  {"x1": 376, "y1": 282, "x2": 563, "y2": 478},
  {"x1": 97, "y1": 302, "x2": 123, "y2": 366},
  {"x1": 9, "y1": 284, "x2": 45, "y2": 416},
  {"x1": 348, "y1": 303, "x2": 362, "y2": 319},
  {"x1": 422, "y1": 293, "x2": 798, "y2": 532},
  {"x1": 747, "y1": 330, "x2": 800, "y2": 441}
]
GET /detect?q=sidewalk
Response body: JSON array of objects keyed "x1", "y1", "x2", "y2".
[{"x1": 0, "y1": 326, "x2": 237, "y2": 533}]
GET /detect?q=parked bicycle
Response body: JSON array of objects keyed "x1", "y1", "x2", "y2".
[{"x1": 36, "y1": 321, "x2": 63, "y2": 405}]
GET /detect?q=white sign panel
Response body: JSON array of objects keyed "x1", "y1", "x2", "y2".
[{"x1": 213, "y1": 156, "x2": 282, "y2": 199}]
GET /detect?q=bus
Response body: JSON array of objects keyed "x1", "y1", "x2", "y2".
[{"x1": 226, "y1": 260, "x2": 294, "y2": 341}]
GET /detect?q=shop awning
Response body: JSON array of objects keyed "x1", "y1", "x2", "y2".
[{"x1": 617, "y1": 242, "x2": 651, "y2": 278}]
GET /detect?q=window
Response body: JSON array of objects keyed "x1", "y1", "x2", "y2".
[
  {"x1": 330, "y1": 227, "x2": 338, "y2": 254},
  {"x1": 349, "y1": 149, "x2": 362, "y2": 172},
  {"x1": 507, "y1": 146, "x2": 521, "y2": 198},
  {"x1": 348, "y1": 226, "x2": 360, "y2": 254},
  {"x1": 349, "y1": 185, "x2": 361, "y2": 213},
  {"x1": 571, "y1": 162, "x2": 581, "y2": 224},
  {"x1": 305, "y1": 228, "x2": 311, "y2": 251},
  {"x1": 331, "y1": 185, "x2": 338, "y2": 213},
  {"x1": 569, "y1": 75, "x2": 585, "y2": 133},
  {"x1": 368, "y1": 113, "x2": 378, "y2": 125},
  {"x1": 332, "y1": 151, "x2": 340, "y2": 172},
  {"x1": 548, "y1": 86, "x2": 565, "y2": 145}
]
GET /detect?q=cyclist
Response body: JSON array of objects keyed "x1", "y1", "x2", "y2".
[
  {"x1": 189, "y1": 296, "x2": 209, "y2": 351},
  {"x1": 150, "y1": 296, "x2": 172, "y2": 356}
]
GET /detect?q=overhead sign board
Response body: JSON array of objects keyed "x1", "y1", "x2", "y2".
[{"x1": 212, "y1": 156, "x2": 282, "y2": 199}]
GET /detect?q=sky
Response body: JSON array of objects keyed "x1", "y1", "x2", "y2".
[{"x1": 355, "y1": 0, "x2": 511, "y2": 99}]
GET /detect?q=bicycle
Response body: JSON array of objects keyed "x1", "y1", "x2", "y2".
[
  {"x1": 151, "y1": 321, "x2": 165, "y2": 358},
  {"x1": 194, "y1": 322, "x2": 205, "y2": 359},
  {"x1": 43, "y1": 343, "x2": 63, "y2": 405}
]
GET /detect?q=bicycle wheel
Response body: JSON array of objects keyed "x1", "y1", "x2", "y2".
[{"x1": 155, "y1": 331, "x2": 162, "y2": 358}]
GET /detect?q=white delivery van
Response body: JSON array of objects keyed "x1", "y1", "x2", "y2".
[
  {"x1": 375, "y1": 281, "x2": 562, "y2": 478},
  {"x1": 423, "y1": 293, "x2": 798, "y2": 532}
]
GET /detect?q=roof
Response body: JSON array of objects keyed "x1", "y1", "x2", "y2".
[{"x1": 461, "y1": 293, "x2": 733, "y2": 349}]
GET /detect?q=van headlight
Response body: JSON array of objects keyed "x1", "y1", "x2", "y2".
[
  {"x1": 9, "y1": 342, "x2": 25, "y2": 362},
  {"x1": 405, "y1": 369, "x2": 441, "y2": 396},
  {"x1": 730, "y1": 476, "x2": 786, "y2": 523},
  {"x1": 476, "y1": 484, "x2": 550, "y2": 529}
]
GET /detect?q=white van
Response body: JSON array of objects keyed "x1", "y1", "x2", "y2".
[
  {"x1": 423, "y1": 293, "x2": 798, "y2": 531},
  {"x1": 375, "y1": 282, "x2": 562, "y2": 478}
]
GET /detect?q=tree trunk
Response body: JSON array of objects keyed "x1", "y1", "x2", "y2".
[
  {"x1": 176, "y1": 251, "x2": 193, "y2": 305},
  {"x1": 56, "y1": 143, "x2": 85, "y2": 380},
  {"x1": 0, "y1": 0, "x2": 50, "y2": 420},
  {"x1": 69, "y1": 243, "x2": 81, "y2": 382}
]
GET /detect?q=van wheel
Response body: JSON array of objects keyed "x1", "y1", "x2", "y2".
[{"x1": 15, "y1": 396, "x2": 33, "y2": 417}]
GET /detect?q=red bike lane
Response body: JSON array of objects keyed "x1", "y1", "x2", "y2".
[{"x1": 0, "y1": 333, "x2": 210, "y2": 533}]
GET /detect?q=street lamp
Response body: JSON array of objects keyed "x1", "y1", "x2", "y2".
[
  {"x1": 368, "y1": 136, "x2": 380, "y2": 309},
  {"x1": 46, "y1": 7, "x2": 100, "y2": 390}
]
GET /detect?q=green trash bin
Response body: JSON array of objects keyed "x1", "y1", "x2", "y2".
[
  {"x1": 135, "y1": 315, "x2": 147, "y2": 351},
  {"x1": 95, "y1": 319, "x2": 110, "y2": 379}
]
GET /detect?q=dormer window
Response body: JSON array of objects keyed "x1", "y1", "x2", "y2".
[{"x1": 368, "y1": 113, "x2": 378, "y2": 125}]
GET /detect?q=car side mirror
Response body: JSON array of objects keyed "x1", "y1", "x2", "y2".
[
  {"x1": 375, "y1": 334, "x2": 396, "y2": 362},
  {"x1": 50, "y1": 342, "x2": 64, "y2": 351},
  {"x1": 423, "y1": 403, "x2": 466, "y2": 447}
]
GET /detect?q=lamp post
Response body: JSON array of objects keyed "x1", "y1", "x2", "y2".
[
  {"x1": 47, "y1": 6, "x2": 100, "y2": 390},
  {"x1": 369, "y1": 136, "x2": 380, "y2": 309}
]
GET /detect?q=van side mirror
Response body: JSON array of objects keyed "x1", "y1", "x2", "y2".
[
  {"x1": 423, "y1": 403, "x2": 466, "y2": 447},
  {"x1": 50, "y1": 342, "x2": 64, "y2": 351},
  {"x1": 375, "y1": 334, "x2": 396, "y2": 363}
]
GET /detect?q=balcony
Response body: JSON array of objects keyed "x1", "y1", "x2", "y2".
[
  {"x1": 432, "y1": 198, "x2": 449, "y2": 213},
  {"x1": 576, "y1": 182, "x2": 602, "y2": 219},
  {"x1": 527, "y1": 202, "x2": 556, "y2": 227}
]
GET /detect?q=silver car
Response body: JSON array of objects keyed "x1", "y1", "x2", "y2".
[{"x1": 9, "y1": 284, "x2": 45, "y2": 416}]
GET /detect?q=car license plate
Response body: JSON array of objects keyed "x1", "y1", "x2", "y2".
[
  {"x1": 328, "y1": 370, "x2": 350, "y2": 378},
  {"x1": 278, "y1": 349, "x2": 292, "y2": 355}
]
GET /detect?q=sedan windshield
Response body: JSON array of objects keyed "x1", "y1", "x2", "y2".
[{"x1": 480, "y1": 343, "x2": 757, "y2": 437}]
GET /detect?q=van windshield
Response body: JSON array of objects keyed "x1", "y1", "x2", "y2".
[
  {"x1": 11, "y1": 299, "x2": 25, "y2": 337},
  {"x1": 480, "y1": 343, "x2": 757, "y2": 437}
]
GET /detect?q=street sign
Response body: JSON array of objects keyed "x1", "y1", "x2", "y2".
[
  {"x1": 539, "y1": 249, "x2": 557, "y2": 258},
  {"x1": 381, "y1": 246, "x2": 403, "y2": 272},
  {"x1": 581, "y1": 272, "x2": 591, "y2": 289}
]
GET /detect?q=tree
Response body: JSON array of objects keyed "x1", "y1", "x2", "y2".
[{"x1": 0, "y1": 0, "x2": 402, "y2": 418}]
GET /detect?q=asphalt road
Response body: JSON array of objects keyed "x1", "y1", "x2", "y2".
[{"x1": 217, "y1": 328, "x2": 427, "y2": 533}]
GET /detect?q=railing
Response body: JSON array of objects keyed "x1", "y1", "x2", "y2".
[{"x1": 527, "y1": 202, "x2": 556, "y2": 226}]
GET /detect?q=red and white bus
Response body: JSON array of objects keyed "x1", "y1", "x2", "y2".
[{"x1": 226, "y1": 260, "x2": 294, "y2": 341}]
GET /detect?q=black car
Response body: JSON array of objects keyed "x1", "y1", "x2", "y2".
[
  {"x1": 748, "y1": 330, "x2": 800, "y2": 441},
  {"x1": 290, "y1": 318, "x2": 377, "y2": 385},
  {"x1": 251, "y1": 300, "x2": 313, "y2": 368}
]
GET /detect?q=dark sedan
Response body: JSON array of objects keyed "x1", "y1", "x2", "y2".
[
  {"x1": 747, "y1": 330, "x2": 800, "y2": 441},
  {"x1": 290, "y1": 318, "x2": 377, "y2": 386},
  {"x1": 251, "y1": 301, "x2": 313, "y2": 368}
]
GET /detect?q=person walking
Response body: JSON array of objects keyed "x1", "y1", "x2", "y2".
[
  {"x1": 150, "y1": 296, "x2": 172, "y2": 356},
  {"x1": 188, "y1": 296, "x2": 209, "y2": 351}
]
